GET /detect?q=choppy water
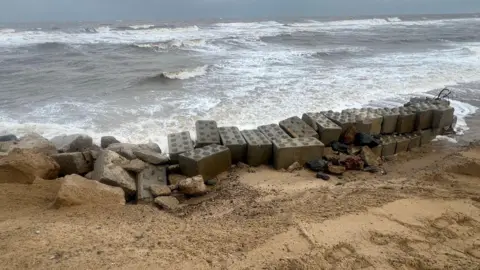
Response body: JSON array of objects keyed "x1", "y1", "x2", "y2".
[{"x1": 1, "y1": 14, "x2": 479, "y2": 150}]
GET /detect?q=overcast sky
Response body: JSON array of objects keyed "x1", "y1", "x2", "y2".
[{"x1": 1, "y1": 0, "x2": 479, "y2": 22}]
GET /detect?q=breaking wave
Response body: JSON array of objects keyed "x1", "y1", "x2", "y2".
[
  {"x1": 132, "y1": 39, "x2": 205, "y2": 50},
  {"x1": 0, "y1": 28, "x2": 15, "y2": 34},
  {"x1": 144, "y1": 65, "x2": 209, "y2": 82}
]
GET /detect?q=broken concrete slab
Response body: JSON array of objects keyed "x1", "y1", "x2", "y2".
[
  {"x1": 219, "y1": 126, "x2": 247, "y2": 164},
  {"x1": 120, "y1": 159, "x2": 146, "y2": 173},
  {"x1": 241, "y1": 129, "x2": 272, "y2": 167},
  {"x1": 92, "y1": 150, "x2": 137, "y2": 196},
  {"x1": 136, "y1": 164, "x2": 168, "y2": 201},
  {"x1": 133, "y1": 149, "x2": 169, "y2": 165}
]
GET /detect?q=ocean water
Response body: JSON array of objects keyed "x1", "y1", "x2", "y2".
[{"x1": 1, "y1": 14, "x2": 479, "y2": 151}]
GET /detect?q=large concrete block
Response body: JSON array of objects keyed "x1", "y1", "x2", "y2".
[
  {"x1": 241, "y1": 129, "x2": 272, "y2": 167},
  {"x1": 376, "y1": 108, "x2": 399, "y2": 134},
  {"x1": 136, "y1": 165, "x2": 167, "y2": 202},
  {"x1": 218, "y1": 126, "x2": 247, "y2": 163},
  {"x1": 258, "y1": 124, "x2": 291, "y2": 141},
  {"x1": 432, "y1": 104, "x2": 455, "y2": 129},
  {"x1": 302, "y1": 112, "x2": 342, "y2": 146},
  {"x1": 410, "y1": 103, "x2": 433, "y2": 130},
  {"x1": 322, "y1": 111, "x2": 356, "y2": 133},
  {"x1": 178, "y1": 144, "x2": 231, "y2": 180},
  {"x1": 355, "y1": 110, "x2": 383, "y2": 135},
  {"x1": 395, "y1": 107, "x2": 416, "y2": 134},
  {"x1": 394, "y1": 135, "x2": 410, "y2": 154},
  {"x1": 407, "y1": 133, "x2": 421, "y2": 150},
  {"x1": 419, "y1": 129, "x2": 435, "y2": 145},
  {"x1": 168, "y1": 131, "x2": 194, "y2": 164},
  {"x1": 372, "y1": 145, "x2": 383, "y2": 157},
  {"x1": 279, "y1": 116, "x2": 319, "y2": 139},
  {"x1": 272, "y1": 137, "x2": 324, "y2": 170},
  {"x1": 195, "y1": 120, "x2": 220, "y2": 148},
  {"x1": 381, "y1": 136, "x2": 396, "y2": 157}
]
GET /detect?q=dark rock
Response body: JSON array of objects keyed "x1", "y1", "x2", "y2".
[
  {"x1": 101, "y1": 136, "x2": 120, "y2": 149},
  {"x1": 344, "y1": 156, "x2": 365, "y2": 171},
  {"x1": 106, "y1": 143, "x2": 138, "y2": 160},
  {"x1": 354, "y1": 133, "x2": 381, "y2": 148},
  {"x1": 51, "y1": 134, "x2": 93, "y2": 153},
  {"x1": 52, "y1": 152, "x2": 94, "y2": 176},
  {"x1": 331, "y1": 141, "x2": 349, "y2": 154},
  {"x1": 205, "y1": 179, "x2": 217, "y2": 186},
  {"x1": 342, "y1": 126, "x2": 357, "y2": 145},
  {"x1": 306, "y1": 159, "x2": 328, "y2": 172},
  {"x1": 0, "y1": 134, "x2": 17, "y2": 142},
  {"x1": 327, "y1": 164, "x2": 346, "y2": 175},
  {"x1": 316, "y1": 172, "x2": 330, "y2": 180},
  {"x1": 167, "y1": 164, "x2": 181, "y2": 174}
]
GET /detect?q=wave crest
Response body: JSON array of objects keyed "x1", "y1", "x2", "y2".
[
  {"x1": 143, "y1": 65, "x2": 209, "y2": 83},
  {"x1": 132, "y1": 39, "x2": 205, "y2": 50}
]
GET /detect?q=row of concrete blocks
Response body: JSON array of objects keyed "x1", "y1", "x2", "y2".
[
  {"x1": 377, "y1": 128, "x2": 437, "y2": 157},
  {"x1": 321, "y1": 101, "x2": 455, "y2": 136}
]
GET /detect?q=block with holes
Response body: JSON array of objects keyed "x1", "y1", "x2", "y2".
[
  {"x1": 322, "y1": 111, "x2": 356, "y2": 132},
  {"x1": 381, "y1": 135, "x2": 396, "y2": 157},
  {"x1": 218, "y1": 126, "x2": 247, "y2": 163},
  {"x1": 137, "y1": 165, "x2": 167, "y2": 202},
  {"x1": 178, "y1": 144, "x2": 231, "y2": 180},
  {"x1": 195, "y1": 120, "x2": 220, "y2": 148},
  {"x1": 279, "y1": 116, "x2": 319, "y2": 139},
  {"x1": 241, "y1": 129, "x2": 273, "y2": 166},
  {"x1": 355, "y1": 110, "x2": 383, "y2": 135},
  {"x1": 168, "y1": 131, "x2": 194, "y2": 163},
  {"x1": 258, "y1": 124, "x2": 291, "y2": 142},
  {"x1": 409, "y1": 103, "x2": 433, "y2": 130},
  {"x1": 395, "y1": 107, "x2": 416, "y2": 134},
  {"x1": 432, "y1": 104, "x2": 455, "y2": 129},
  {"x1": 376, "y1": 108, "x2": 399, "y2": 134},
  {"x1": 272, "y1": 137, "x2": 324, "y2": 170},
  {"x1": 302, "y1": 112, "x2": 341, "y2": 146}
]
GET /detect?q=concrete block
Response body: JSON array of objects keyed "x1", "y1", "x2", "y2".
[
  {"x1": 272, "y1": 137, "x2": 324, "y2": 170},
  {"x1": 167, "y1": 131, "x2": 194, "y2": 164},
  {"x1": 355, "y1": 111, "x2": 383, "y2": 135},
  {"x1": 218, "y1": 126, "x2": 247, "y2": 163},
  {"x1": 241, "y1": 129, "x2": 272, "y2": 167},
  {"x1": 395, "y1": 107, "x2": 416, "y2": 134},
  {"x1": 371, "y1": 145, "x2": 383, "y2": 157},
  {"x1": 410, "y1": 103, "x2": 433, "y2": 130},
  {"x1": 419, "y1": 129, "x2": 435, "y2": 146},
  {"x1": 136, "y1": 165, "x2": 167, "y2": 202},
  {"x1": 432, "y1": 104, "x2": 455, "y2": 129},
  {"x1": 322, "y1": 111, "x2": 356, "y2": 132},
  {"x1": 381, "y1": 136, "x2": 396, "y2": 157},
  {"x1": 179, "y1": 144, "x2": 231, "y2": 180},
  {"x1": 376, "y1": 108, "x2": 399, "y2": 134},
  {"x1": 407, "y1": 133, "x2": 421, "y2": 150},
  {"x1": 279, "y1": 116, "x2": 319, "y2": 139},
  {"x1": 394, "y1": 135, "x2": 410, "y2": 154},
  {"x1": 195, "y1": 120, "x2": 220, "y2": 148},
  {"x1": 302, "y1": 112, "x2": 342, "y2": 146},
  {"x1": 258, "y1": 124, "x2": 291, "y2": 141}
]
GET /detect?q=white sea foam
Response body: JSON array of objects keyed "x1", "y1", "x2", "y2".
[{"x1": 129, "y1": 24, "x2": 155, "y2": 30}]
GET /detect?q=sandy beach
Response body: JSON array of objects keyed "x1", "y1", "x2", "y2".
[{"x1": 1, "y1": 134, "x2": 480, "y2": 269}]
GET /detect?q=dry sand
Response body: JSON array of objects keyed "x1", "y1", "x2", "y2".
[{"x1": 2, "y1": 141, "x2": 480, "y2": 269}]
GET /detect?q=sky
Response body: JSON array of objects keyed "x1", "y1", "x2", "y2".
[{"x1": 1, "y1": 0, "x2": 479, "y2": 22}]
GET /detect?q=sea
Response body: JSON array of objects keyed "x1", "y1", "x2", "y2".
[{"x1": 1, "y1": 13, "x2": 479, "y2": 150}]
